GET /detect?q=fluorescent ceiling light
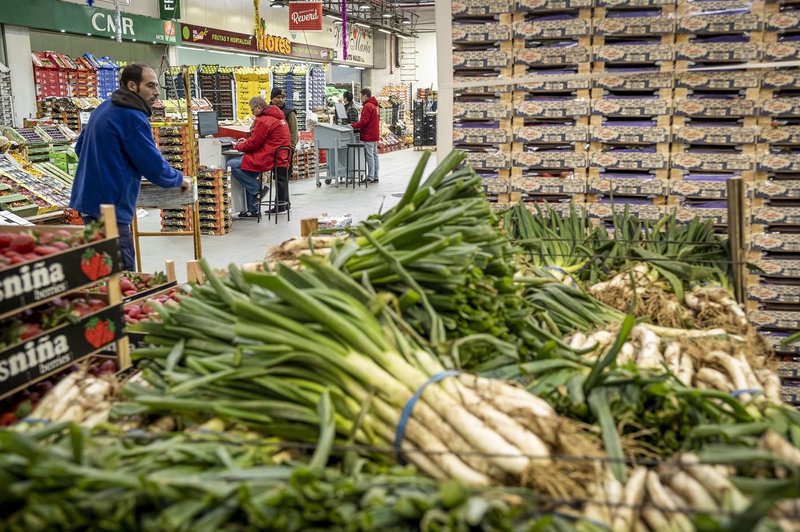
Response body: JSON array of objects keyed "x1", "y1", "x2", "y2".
[
  {"x1": 396, "y1": 34, "x2": 409, "y2": 39},
  {"x1": 354, "y1": 23, "x2": 369, "y2": 28},
  {"x1": 325, "y1": 14, "x2": 341, "y2": 20},
  {"x1": 378, "y1": 29, "x2": 392, "y2": 34},
  {"x1": 60, "y1": 29, "x2": 66, "y2": 33},
  {"x1": 354, "y1": 66, "x2": 365, "y2": 70}
]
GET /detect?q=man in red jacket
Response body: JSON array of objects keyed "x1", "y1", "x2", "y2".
[
  {"x1": 230, "y1": 96, "x2": 291, "y2": 218},
  {"x1": 352, "y1": 88, "x2": 380, "y2": 183}
]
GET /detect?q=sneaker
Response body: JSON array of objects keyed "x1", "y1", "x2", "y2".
[
  {"x1": 367, "y1": 177, "x2": 378, "y2": 183},
  {"x1": 237, "y1": 210, "x2": 259, "y2": 218}
]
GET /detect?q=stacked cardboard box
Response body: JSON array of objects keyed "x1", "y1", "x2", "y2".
[{"x1": 452, "y1": 1, "x2": 514, "y2": 199}]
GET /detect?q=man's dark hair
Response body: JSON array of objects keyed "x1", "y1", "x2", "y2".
[
  {"x1": 120, "y1": 64, "x2": 151, "y2": 88},
  {"x1": 361, "y1": 88, "x2": 371, "y2": 98},
  {"x1": 343, "y1": 91, "x2": 354, "y2": 103}
]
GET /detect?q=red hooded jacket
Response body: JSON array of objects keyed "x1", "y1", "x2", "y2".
[
  {"x1": 237, "y1": 105, "x2": 291, "y2": 172},
  {"x1": 352, "y1": 96, "x2": 380, "y2": 142}
]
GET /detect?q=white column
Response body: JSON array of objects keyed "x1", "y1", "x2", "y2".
[
  {"x1": 434, "y1": 0, "x2": 453, "y2": 153},
  {"x1": 3, "y1": 26, "x2": 36, "y2": 127}
]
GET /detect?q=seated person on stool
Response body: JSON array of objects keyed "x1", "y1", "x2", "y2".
[{"x1": 228, "y1": 96, "x2": 291, "y2": 218}]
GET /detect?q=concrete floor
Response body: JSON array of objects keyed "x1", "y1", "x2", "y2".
[{"x1": 136, "y1": 149, "x2": 438, "y2": 279}]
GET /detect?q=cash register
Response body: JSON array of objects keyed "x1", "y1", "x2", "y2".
[{"x1": 197, "y1": 111, "x2": 242, "y2": 168}]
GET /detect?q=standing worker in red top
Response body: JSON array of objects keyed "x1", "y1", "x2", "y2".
[
  {"x1": 229, "y1": 96, "x2": 291, "y2": 218},
  {"x1": 351, "y1": 88, "x2": 381, "y2": 183}
]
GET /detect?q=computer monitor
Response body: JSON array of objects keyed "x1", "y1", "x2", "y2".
[
  {"x1": 335, "y1": 102, "x2": 349, "y2": 122},
  {"x1": 197, "y1": 111, "x2": 219, "y2": 137}
]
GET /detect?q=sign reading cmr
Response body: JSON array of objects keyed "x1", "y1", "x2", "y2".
[{"x1": 91, "y1": 12, "x2": 135, "y2": 37}]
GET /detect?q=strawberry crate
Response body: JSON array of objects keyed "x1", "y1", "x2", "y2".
[
  {"x1": 0, "y1": 302, "x2": 124, "y2": 399},
  {"x1": 0, "y1": 225, "x2": 123, "y2": 319}
]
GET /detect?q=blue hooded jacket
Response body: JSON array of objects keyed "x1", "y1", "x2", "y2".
[{"x1": 69, "y1": 88, "x2": 183, "y2": 224}]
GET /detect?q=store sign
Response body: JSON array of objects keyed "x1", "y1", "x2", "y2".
[
  {"x1": 0, "y1": 0, "x2": 181, "y2": 44},
  {"x1": 257, "y1": 33, "x2": 292, "y2": 56},
  {"x1": 288, "y1": 1, "x2": 323, "y2": 31},
  {"x1": 289, "y1": 42, "x2": 334, "y2": 61},
  {"x1": 333, "y1": 24, "x2": 373, "y2": 66},
  {"x1": 159, "y1": 0, "x2": 181, "y2": 20},
  {"x1": 181, "y1": 24, "x2": 257, "y2": 51}
]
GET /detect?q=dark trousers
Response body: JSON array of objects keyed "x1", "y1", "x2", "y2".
[
  {"x1": 82, "y1": 215, "x2": 135, "y2": 271},
  {"x1": 275, "y1": 166, "x2": 289, "y2": 205}
]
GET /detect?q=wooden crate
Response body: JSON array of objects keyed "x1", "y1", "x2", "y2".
[
  {"x1": 587, "y1": 175, "x2": 670, "y2": 197},
  {"x1": 591, "y1": 92, "x2": 672, "y2": 116},
  {"x1": 674, "y1": 41, "x2": 762, "y2": 63},
  {"x1": 673, "y1": 69, "x2": 760, "y2": 90},
  {"x1": 590, "y1": 146, "x2": 670, "y2": 171},
  {"x1": 593, "y1": 9, "x2": 676, "y2": 36},
  {"x1": 514, "y1": 123, "x2": 589, "y2": 143},
  {"x1": 514, "y1": 96, "x2": 591, "y2": 118},
  {"x1": 514, "y1": 43, "x2": 591, "y2": 66},
  {"x1": 453, "y1": 0, "x2": 513, "y2": 16},
  {"x1": 672, "y1": 124, "x2": 759, "y2": 145},
  {"x1": 593, "y1": 71, "x2": 673, "y2": 91},
  {"x1": 453, "y1": 50, "x2": 513, "y2": 70},
  {"x1": 453, "y1": 17, "x2": 513, "y2": 43},
  {"x1": 590, "y1": 115, "x2": 671, "y2": 145},
  {"x1": 513, "y1": 10, "x2": 592, "y2": 39},
  {"x1": 514, "y1": 64, "x2": 592, "y2": 92}
]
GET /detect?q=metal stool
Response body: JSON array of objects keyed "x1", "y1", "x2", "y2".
[
  {"x1": 260, "y1": 146, "x2": 292, "y2": 223},
  {"x1": 345, "y1": 143, "x2": 367, "y2": 189}
]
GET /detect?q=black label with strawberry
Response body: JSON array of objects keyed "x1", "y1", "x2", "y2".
[
  {"x1": 0, "y1": 305, "x2": 125, "y2": 398},
  {"x1": 0, "y1": 236, "x2": 123, "y2": 318}
]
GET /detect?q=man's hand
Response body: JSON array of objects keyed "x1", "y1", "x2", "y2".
[{"x1": 181, "y1": 177, "x2": 192, "y2": 191}]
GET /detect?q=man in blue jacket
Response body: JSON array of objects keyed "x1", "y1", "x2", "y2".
[{"x1": 70, "y1": 63, "x2": 189, "y2": 271}]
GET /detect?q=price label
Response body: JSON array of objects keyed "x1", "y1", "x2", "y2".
[{"x1": 79, "y1": 111, "x2": 92, "y2": 125}]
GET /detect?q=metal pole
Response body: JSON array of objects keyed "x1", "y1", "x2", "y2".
[
  {"x1": 726, "y1": 177, "x2": 747, "y2": 304},
  {"x1": 182, "y1": 65, "x2": 202, "y2": 260}
]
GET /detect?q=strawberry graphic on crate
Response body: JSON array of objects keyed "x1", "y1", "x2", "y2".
[
  {"x1": 80, "y1": 249, "x2": 114, "y2": 281},
  {"x1": 84, "y1": 317, "x2": 116, "y2": 348}
]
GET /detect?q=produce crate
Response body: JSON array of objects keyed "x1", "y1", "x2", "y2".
[
  {"x1": 0, "y1": 226, "x2": 123, "y2": 319},
  {"x1": 514, "y1": 11, "x2": 591, "y2": 39},
  {"x1": 749, "y1": 232, "x2": 800, "y2": 253},
  {"x1": 749, "y1": 283, "x2": 800, "y2": 305},
  {"x1": 452, "y1": 0, "x2": 513, "y2": 16},
  {"x1": 590, "y1": 117, "x2": 671, "y2": 145},
  {"x1": 750, "y1": 309, "x2": 800, "y2": 330},
  {"x1": 587, "y1": 174, "x2": 669, "y2": 197},
  {"x1": 590, "y1": 147, "x2": 669, "y2": 172},
  {"x1": 674, "y1": 70, "x2": 760, "y2": 91},
  {"x1": 0, "y1": 303, "x2": 124, "y2": 399},
  {"x1": 514, "y1": 124, "x2": 588, "y2": 144},
  {"x1": 592, "y1": 71, "x2": 686, "y2": 92}
]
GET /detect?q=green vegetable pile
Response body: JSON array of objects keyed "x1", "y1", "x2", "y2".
[{"x1": 2, "y1": 150, "x2": 800, "y2": 531}]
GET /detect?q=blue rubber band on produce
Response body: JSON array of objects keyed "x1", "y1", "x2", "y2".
[
  {"x1": 731, "y1": 388, "x2": 763, "y2": 398},
  {"x1": 394, "y1": 370, "x2": 460, "y2": 463}
]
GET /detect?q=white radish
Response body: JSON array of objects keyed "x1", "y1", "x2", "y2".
[
  {"x1": 695, "y1": 368, "x2": 734, "y2": 393},
  {"x1": 618, "y1": 342, "x2": 636, "y2": 365},
  {"x1": 634, "y1": 327, "x2": 663, "y2": 369},
  {"x1": 666, "y1": 470, "x2": 718, "y2": 513},
  {"x1": 570, "y1": 332, "x2": 589, "y2": 350},
  {"x1": 664, "y1": 342, "x2": 682, "y2": 375},
  {"x1": 677, "y1": 353, "x2": 694, "y2": 387},
  {"x1": 700, "y1": 351, "x2": 750, "y2": 392},
  {"x1": 612, "y1": 466, "x2": 648, "y2": 532},
  {"x1": 680, "y1": 454, "x2": 750, "y2": 513},
  {"x1": 762, "y1": 431, "x2": 800, "y2": 467},
  {"x1": 642, "y1": 506, "x2": 670, "y2": 531},
  {"x1": 684, "y1": 294, "x2": 700, "y2": 309},
  {"x1": 755, "y1": 369, "x2": 782, "y2": 403}
]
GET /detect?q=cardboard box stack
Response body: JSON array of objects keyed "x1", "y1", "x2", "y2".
[{"x1": 449, "y1": 0, "x2": 800, "y2": 404}]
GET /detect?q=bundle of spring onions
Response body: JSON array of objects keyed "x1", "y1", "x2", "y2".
[
  {"x1": 121, "y1": 258, "x2": 607, "y2": 497},
  {"x1": 503, "y1": 202, "x2": 732, "y2": 295},
  {"x1": 324, "y1": 151, "x2": 551, "y2": 366}
]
